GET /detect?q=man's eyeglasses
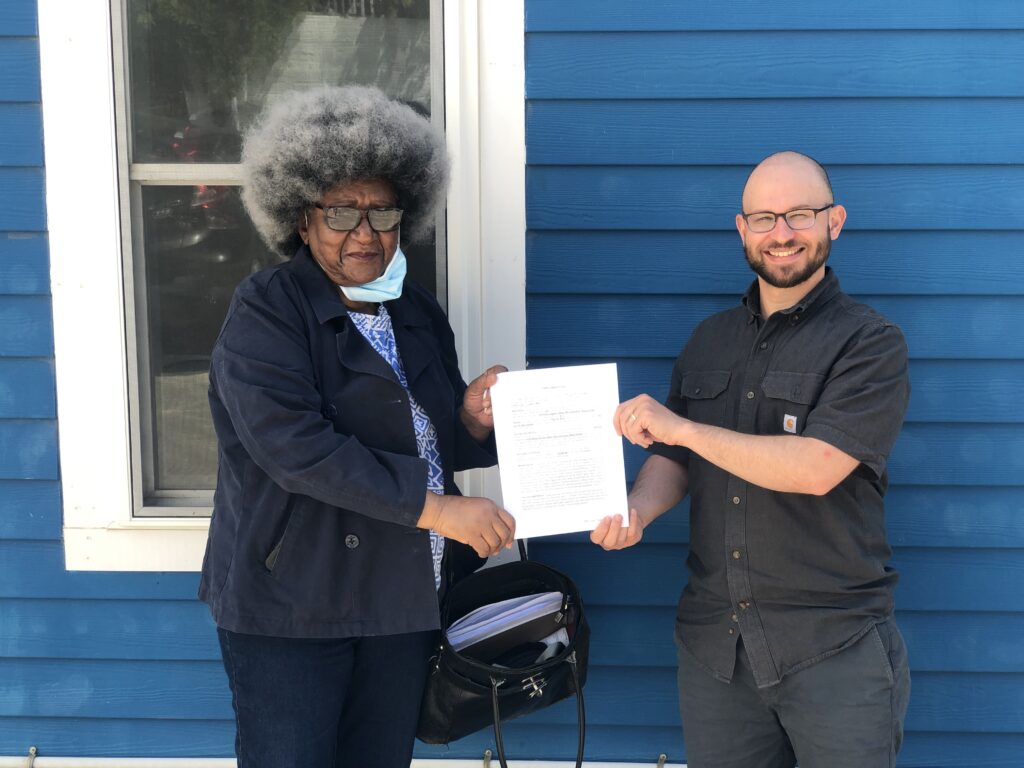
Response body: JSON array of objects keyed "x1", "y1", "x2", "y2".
[
  {"x1": 741, "y1": 204, "x2": 834, "y2": 234},
  {"x1": 312, "y1": 204, "x2": 404, "y2": 233}
]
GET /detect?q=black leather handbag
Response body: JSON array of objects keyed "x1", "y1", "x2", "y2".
[{"x1": 417, "y1": 541, "x2": 589, "y2": 768}]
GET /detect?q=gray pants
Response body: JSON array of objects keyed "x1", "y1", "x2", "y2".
[{"x1": 677, "y1": 618, "x2": 911, "y2": 768}]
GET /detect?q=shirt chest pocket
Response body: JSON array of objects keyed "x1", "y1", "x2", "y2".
[
  {"x1": 679, "y1": 370, "x2": 731, "y2": 425},
  {"x1": 759, "y1": 371, "x2": 825, "y2": 435}
]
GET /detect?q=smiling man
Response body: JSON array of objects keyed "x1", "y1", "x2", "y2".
[{"x1": 592, "y1": 152, "x2": 912, "y2": 768}]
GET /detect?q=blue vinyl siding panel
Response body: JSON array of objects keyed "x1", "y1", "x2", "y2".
[
  {"x1": 526, "y1": 1, "x2": 1024, "y2": 32},
  {"x1": 527, "y1": 32, "x2": 1024, "y2": 99},
  {"x1": 0, "y1": 235, "x2": 49, "y2": 294},
  {"x1": 513, "y1": 1, "x2": 1024, "y2": 764}
]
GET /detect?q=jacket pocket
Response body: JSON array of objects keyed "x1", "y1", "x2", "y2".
[
  {"x1": 679, "y1": 370, "x2": 731, "y2": 425},
  {"x1": 264, "y1": 497, "x2": 303, "y2": 579}
]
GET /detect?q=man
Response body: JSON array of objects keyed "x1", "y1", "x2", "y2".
[{"x1": 592, "y1": 151, "x2": 911, "y2": 768}]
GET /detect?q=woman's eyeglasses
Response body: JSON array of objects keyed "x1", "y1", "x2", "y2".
[{"x1": 313, "y1": 204, "x2": 403, "y2": 233}]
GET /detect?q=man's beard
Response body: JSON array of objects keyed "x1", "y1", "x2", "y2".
[{"x1": 744, "y1": 237, "x2": 830, "y2": 289}]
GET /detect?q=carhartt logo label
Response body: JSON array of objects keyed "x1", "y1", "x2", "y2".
[{"x1": 783, "y1": 414, "x2": 797, "y2": 433}]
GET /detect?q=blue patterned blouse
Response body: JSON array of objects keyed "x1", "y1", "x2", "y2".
[{"x1": 347, "y1": 305, "x2": 445, "y2": 589}]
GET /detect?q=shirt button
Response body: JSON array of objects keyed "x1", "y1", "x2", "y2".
[
  {"x1": 746, "y1": 391, "x2": 755, "y2": 399},
  {"x1": 345, "y1": 534, "x2": 360, "y2": 549},
  {"x1": 731, "y1": 613, "x2": 739, "y2": 622},
  {"x1": 732, "y1": 496, "x2": 740, "y2": 505},
  {"x1": 728, "y1": 628, "x2": 735, "y2": 635},
  {"x1": 739, "y1": 601, "x2": 750, "y2": 610},
  {"x1": 732, "y1": 549, "x2": 741, "y2": 559},
  {"x1": 759, "y1": 341, "x2": 768, "y2": 350},
  {"x1": 694, "y1": 387, "x2": 702, "y2": 395}
]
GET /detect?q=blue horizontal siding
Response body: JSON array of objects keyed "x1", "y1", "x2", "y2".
[
  {"x1": 0, "y1": 542, "x2": 201, "y2": 599},
  {"x1": 527, "y1": 31, "x2": 1024, "y2": 99},
  {"x1": 0, "y1": 359, "x2": 54, "y2": 418},
  {"x1": 526, "y1": 295, "x2": 1024, "y2": 359},
  {"x1": 0, "y1": 599, "x2": 219, "y2": 660},
  {"x1": 529, "y1": 99, "x2": 1024, "y2": 165},
  {"x1": 0, "y1": 39, "x2": 40, "y2": 102},
  {"x1": 0, "y1": 234, "x2": 49, "y2": 294},
  {"x1": 0, "y1": 717, "x2": 235, "y2": 758},
  {"x1": 0, "y1": 421, "x2": 57, "y2": 480},
  {"x1": 527, "y1": 1, "x2": 1024, "y2": 32},
  {"x1": 528, "y1": 166, "x2": 1024, "y2": 231},
  {"x1": 0, "y1": 103, "x2": 42, "y2": 166},
  {"x1": 0, "y1": 480, "x2": 60, "y2": 539},
  {"x1": 0, "y1": 168, "x2": 45, "y2": 230},
  {"x1": 0, "y1": 658, "x2": 231, "y2": 719},
  {"x1": 1, "y1": 0, "x2": 37, "y2": 37},
  {"x1": 0, "y1": 295, "x2": 52, "y2": 355},
  {"x1": 528, "y1": 231, "x2": 1024, "y2": 295}
]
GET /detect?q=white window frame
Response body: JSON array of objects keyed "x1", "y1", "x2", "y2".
[{"x1": 40, "y1": 0, "x2": 525, "y2": 571}]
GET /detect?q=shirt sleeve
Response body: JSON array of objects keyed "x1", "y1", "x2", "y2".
[
  {"x1": 802, "y1": 321, "x2": 910, "y2": 479},
  {"x1": 210, "y1": 278, "x2": 428, "y2": 528}
]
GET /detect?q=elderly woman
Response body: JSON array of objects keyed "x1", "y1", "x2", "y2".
[{"x1": 199, "y1": 86, "x2": 515, "y2": 768}]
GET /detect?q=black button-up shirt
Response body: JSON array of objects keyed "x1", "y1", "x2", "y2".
[{"x1": 651, "y1": 269, "x2": 910, "y2": 688}]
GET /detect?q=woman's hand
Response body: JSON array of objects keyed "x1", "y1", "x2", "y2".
[
  {"x1": 590, "y1": 508, "x2": 645, "y2": 550},
  {"x1": 418, "y1": 493, "x2": 516, "y2": 558},
  {"x1": 460, "y1": 364, "x2": 507, "y2": 441}
]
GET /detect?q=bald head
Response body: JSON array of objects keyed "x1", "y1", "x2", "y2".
[{"x1": 742, "y1": 151, "x2": 833, "y2": 212}]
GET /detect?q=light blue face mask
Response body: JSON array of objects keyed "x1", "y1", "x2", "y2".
[{"x1": 339, "y1": 246, "x2": 407, "y2": 303}]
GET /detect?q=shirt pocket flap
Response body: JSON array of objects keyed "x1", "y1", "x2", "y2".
[
  {"x1": 680, "y1": 370, "x2": 731, "y2": 400},
  {"x1": 761, "y1": 371, "x2": 825, "y2": 405}
]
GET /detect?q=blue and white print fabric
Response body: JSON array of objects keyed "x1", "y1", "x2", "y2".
[{"x1": 348, "y1": 305, "x2": 446, "y2": 588}]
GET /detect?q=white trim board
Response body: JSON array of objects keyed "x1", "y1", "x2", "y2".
[{"x1": 39, "y1": 0, "x2": 527, "y2": 571}]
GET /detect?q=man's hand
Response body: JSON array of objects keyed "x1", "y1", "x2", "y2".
[
  {"x1": 590, "y1": 508, "x2": 644, "y2": 551},
  {"x1": 615, "y1": 394, "x2": 688, "y2": 448},
  {"x1": 418, "y1": 493, "x2": 516, "y2": 558},
  {"x1": 461, "y1": 364, "x2": 507, "y2": 441}
]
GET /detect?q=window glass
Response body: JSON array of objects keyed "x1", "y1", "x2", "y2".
[
  {"x1": 122, "y1": 0, "x2": 437, "y2": 507},
  {"x1": 127, "y1": 0, "x2": 432, "y2": 163}
]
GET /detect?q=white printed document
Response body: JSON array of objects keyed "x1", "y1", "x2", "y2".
[{"x1": 489, "y1": 363, "x2": 628, "y2": 539}]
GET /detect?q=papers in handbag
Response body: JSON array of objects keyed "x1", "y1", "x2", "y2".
[{"x1": 447, "y1": 590, "x2": 565, "y2": 660}]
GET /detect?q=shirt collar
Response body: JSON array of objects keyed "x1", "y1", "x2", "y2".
[{"x1": 742, "y1": 267, "x2": 841, "y2": 323}]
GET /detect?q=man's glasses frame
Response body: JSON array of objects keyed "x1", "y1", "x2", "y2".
[
  {"x1": 312, "y1": 204, "x2": 404, "y2": 233},
  {"x1": 740, "y1": 204, "x2": 835, "y2": 233}
]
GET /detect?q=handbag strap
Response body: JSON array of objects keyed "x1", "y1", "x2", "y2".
[{"x1": 489, "y1": 651, "x2": 585, "y2": 768}]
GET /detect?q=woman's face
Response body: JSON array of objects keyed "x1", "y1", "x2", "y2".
[{"x1": 298, "y1": 178, "x2": 400, "y2": 288}]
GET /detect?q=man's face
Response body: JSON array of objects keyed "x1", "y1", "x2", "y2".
[{"x1": 736, "y1": 156, "x2": 845, "y2": 289}]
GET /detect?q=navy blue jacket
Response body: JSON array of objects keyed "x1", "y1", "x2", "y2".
[{"x1": 199, "y1": 248, "x2": 495, "y2": 638}]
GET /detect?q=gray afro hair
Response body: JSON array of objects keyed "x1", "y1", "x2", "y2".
[{"x1": 241, "y1": 85, "x2": 450, "y2": 254}]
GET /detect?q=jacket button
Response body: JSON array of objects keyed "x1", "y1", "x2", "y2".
[
  {"x1": 326, "y1": 404, "x2": 338, "y2": 417},
  {"x1": 345, "y1": 534, "x2": 360, "y2": 549}
]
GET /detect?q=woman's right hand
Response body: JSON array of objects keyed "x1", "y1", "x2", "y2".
[{"x1": 418, "y1": 493, "x2": 516, "y2": 558}]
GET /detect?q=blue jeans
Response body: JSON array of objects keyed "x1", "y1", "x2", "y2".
[
  {"x1": 218, "y1": 627, "x2": 436, "y2": 768},
  {"x1": 677, "y1": 618, "x2": 911, "y2": 768}
]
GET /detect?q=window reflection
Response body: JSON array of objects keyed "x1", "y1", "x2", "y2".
[{"x1": 128, "y1": 1, "x2": 431, "y2": 163}]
